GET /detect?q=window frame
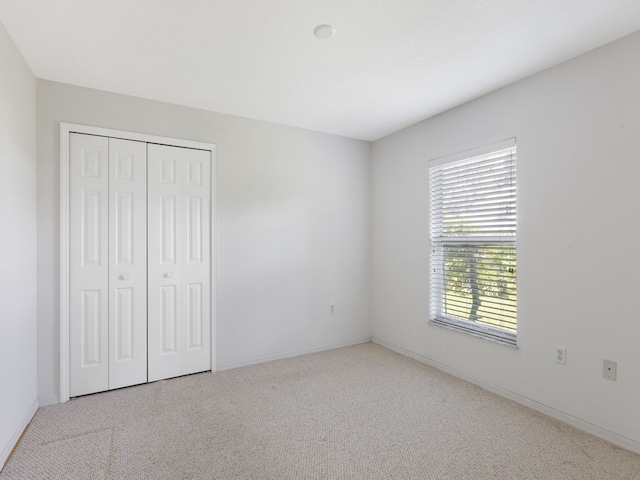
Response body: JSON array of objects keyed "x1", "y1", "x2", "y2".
[{"x1": 428, "y1": 139, "x2": 517, "y2": 347}]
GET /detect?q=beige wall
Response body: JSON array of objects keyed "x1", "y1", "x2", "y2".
[{"x1": 0, "y1": 20, "x2": 37, "y2": 468}]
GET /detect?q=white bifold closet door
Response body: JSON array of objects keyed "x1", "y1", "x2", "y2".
[
  {"x1": 147, "y1": 144, "x2": 211, "y2": 382},
  {"x1": 69, "y1": 134, "x2": 148, "y2": 397},
  {"x1": 69, "y1": 133, "x2": 211, "y2": 397}
]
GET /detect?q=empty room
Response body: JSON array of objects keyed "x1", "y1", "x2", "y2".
[{"x1": 2, "y1": 1, "x2": 640, "y2": 478}]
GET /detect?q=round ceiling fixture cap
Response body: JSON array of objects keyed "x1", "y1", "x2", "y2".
[{"x1": 314, "y1": 24, "x2": 336, "y2": 40}]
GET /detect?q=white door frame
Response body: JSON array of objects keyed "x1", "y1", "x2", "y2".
[{"x1": 60, "y1": 122, "x2": 217, "y2": 403}]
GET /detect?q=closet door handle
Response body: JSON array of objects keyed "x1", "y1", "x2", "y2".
[
  {"x1": 119, "y1": 274, "x2": 128, "y2": 280},
  {"x1": 164, "y1": 272, "x2": 173, "y2": 278}
]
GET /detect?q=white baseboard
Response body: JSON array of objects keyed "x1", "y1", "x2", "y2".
[
  {"x1": 0, "y1": 398, "x2": 39, "y2": 471},
  {"x1": 38, "y1": 395, "x2": 59, "y2": 407},
  {"x1": 371, "y1": 336, "x2": 640, "y2": 456},
  {"x1": 218, "y1": 336, "x2": 372, "y2": 371}
]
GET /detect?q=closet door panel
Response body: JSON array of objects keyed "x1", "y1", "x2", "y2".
[
  {"x1": 148, "y1": 144, "x2": 210, "y2": 382},
  {"x1": 108, "y1": 138, "x2": 148, "y2": 390},
  {"x1": 182, "y1": 148, "x2": 211, "y2": 375},
  {"x1": 70, "y1": 133, "x2": 109, "y2": 397},
  {"x1": 148, "y1": 144, "x2": 184, "y2": 382}
]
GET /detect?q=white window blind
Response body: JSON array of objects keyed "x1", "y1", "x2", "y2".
[{"x1": 429, "y1": 140, "x2": 517, "y2": 346}]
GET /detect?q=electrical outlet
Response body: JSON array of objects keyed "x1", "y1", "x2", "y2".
[
  {"x1": 330, "y1": 304, "x2": 335, "y2": 315},
  {"x1": 555, "y1": 346, "x2": 566, "y2": 365},
  {"x1": 603, "y1": 360, "x2": 617, "y2": 381}
]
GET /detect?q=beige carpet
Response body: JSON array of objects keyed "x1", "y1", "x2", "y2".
[{"x1": 2, "y1": 343, "x2": 640, "y2": 479}]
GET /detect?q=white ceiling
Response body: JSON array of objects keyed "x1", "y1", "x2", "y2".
[{"x1": 2, "y1": 1, "x2": 640, "y2": 141}]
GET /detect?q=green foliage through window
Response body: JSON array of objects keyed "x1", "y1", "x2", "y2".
[{"x1": 443, "y1": 244, "x2": 516, "y2": 332}]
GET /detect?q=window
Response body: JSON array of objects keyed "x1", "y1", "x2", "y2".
[{"x1": 429, "y1": 139, "x2": 517, "y2": 346}]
